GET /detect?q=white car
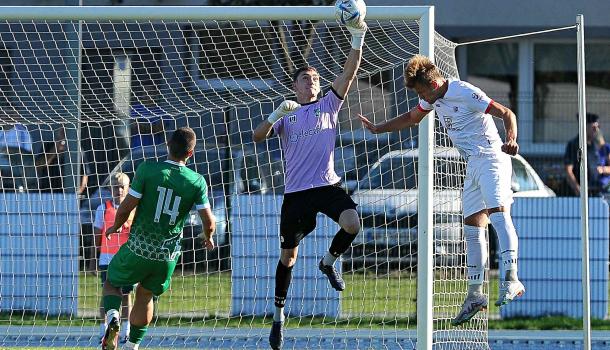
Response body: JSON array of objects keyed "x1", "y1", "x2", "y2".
[{"x1": 348, "y1": 147, "x2": 554, "y2": 268}]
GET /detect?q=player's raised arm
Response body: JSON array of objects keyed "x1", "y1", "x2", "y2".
[
  {"x1": 487, "y1": 101, "x2": 519, "y2": 155},
  {"x1": 332, "y1": 20, "x2": 367, "y2": 98},
  {"x1": 252, "y1": 100, "x2": 301, "y2": 142},
  {"x1": 359, "y1": 106, "x2": 429, "y2": 134}
]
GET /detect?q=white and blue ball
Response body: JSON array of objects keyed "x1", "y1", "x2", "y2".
[{"x1": 334, "y1": 0, "x2": 367, "y2": 26}]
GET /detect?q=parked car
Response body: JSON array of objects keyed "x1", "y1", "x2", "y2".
[
  {"x1": 348, "y1": 147, "x2": 555, "y2": 270},
  {"x1": 335, "y1": 136, "x2": 391, "y2": 193},
  {"x1": 510, "y1": 154, "x2": 556, "y2": 197},
  {"x1": 232, "y1": 148, "x2": 284, "y2": 195}
]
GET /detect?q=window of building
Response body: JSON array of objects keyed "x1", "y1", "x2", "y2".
[
  {"x1": 0, "y1": 47, "x2": 13, "y2": 108},
  {"x1": 130, "y1": 47, "x2": 163, "y2": 102},
  {"x1": 533, "y1": 43, "x2": 610, "y2": 143},
  {"x1": 192, "y1": 23, "x2": 276, "y2": 90},
  {"x1": 466, "y1": 43, "x2": 519, "y2": 113}
]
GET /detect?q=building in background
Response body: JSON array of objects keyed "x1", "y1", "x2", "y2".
[
  {"x1": 2, "y1": 0, "x2": 610, "y2": 195},
  {"x1": 381, "y1": 0, "x2": 610, "y2": 195}
]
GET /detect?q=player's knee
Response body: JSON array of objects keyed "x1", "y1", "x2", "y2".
[
  {"x1": 464, "y1": 210, "x2": 489, "y2": 227},
  {"x1": 280, "y1": 248, "x2": 299, "y2": 267},
  {"x1": 135, "y1": 284, "x2": 154, "y2": 301},
  {"x1": 488, "y1": 206, "x2": 506, "y2": 214},
  {"x1": 102, "y1": 279, "x2": 121, "y2": 295},
  {"x1": 343, "y1": 220, "x2": 360, "y2": 235},
  {"x1": 281, "y1": 255, "x2": 298, "y2": 267},
  {"x1": 339, "y1": 209, "x2": 360, "y2": 234}
]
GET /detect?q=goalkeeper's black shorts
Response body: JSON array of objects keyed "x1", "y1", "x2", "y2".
[{"x1": 279, "y1": 182, "x2": 357, "y2": 249}]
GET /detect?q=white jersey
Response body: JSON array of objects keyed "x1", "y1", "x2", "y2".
[{"x1": 418, "y1": 79, "x2": 503, "y2": 158}]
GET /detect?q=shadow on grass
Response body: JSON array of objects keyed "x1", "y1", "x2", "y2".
[{"x1": 489, "y1": 315, "x2": 610, "y2": 330}]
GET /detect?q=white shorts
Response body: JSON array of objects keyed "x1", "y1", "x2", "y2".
[{"x1": 462, "y1": 152, "x2": 513, "y2": 218}]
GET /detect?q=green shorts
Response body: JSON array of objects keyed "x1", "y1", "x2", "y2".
[{"x1": 107, "y1": 245, "x2": 180, "y2": 296}]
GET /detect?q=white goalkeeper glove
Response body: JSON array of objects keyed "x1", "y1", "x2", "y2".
[
  {"x1": 267, "y1": 100, "x2": 301, "y2": 124},
  {"x1": 346, "y1": 21, "x2": 368, "y2": 49}
]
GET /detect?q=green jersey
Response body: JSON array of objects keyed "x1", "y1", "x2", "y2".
[{"x1": 126, "y1": 160, "x2": 210, "y2": 261}]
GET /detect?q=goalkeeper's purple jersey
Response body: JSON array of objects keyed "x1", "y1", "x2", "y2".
[{"x1": 273, "y1": 89, "x2": 343, "y2": 193}]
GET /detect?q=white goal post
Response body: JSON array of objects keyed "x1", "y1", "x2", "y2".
[
  {"x1": 0, "y1": 5, "x2": 434, "y2": 22},
  {"x1": 0, "y1": 5, "x2": 476, "y2": 350}
]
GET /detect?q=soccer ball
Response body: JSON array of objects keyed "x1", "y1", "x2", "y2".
[{"x1": 334, "y1": 0, "x2": 367, "y2": 26}]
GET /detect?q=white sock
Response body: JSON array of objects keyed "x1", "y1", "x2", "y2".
[
  {"x1": 123, "y1": 340, "x2": 139, "y2": 350},
  {"x1": 105, "y1": 309, "x2": 119, "y2": 324},
  {"x1": 121, "y1": 320, "x2": 130, "y2": 337},
  {"x1": 273, "y1": 306, "x2": 285, "y2": 322},
  {"x1": 468, "y1": 283, "x2": 483, "y2": 296},
  {"x1": 322, "y1": 251, "x2": 337, "y2": 266},
  {"x1": 489, "y1": 211, "x2": 519, "y2": 275},
  {"x1": 505, "y1": 269, "x2": 518, "y2": 282},
  {"x1": 464, "y1": 225, "x2": 487, "y2": 285}
]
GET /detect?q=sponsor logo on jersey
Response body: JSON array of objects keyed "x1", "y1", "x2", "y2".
[
  {"x1": 315, "y1": 108, "x2": 321, "y2": 118},
  {"x1": 472, "y1": 93, "x2": 482, "y2": 101},
  {"x1": 443, "y1": 116, "x2": 457, "y2": 131},
  {"x1": 289, "y1": 114, "x2": 297, "y2": 124},
  {"x1": 454, "y1": 106, "x2": 459, "y2": 112},
  {"x1": 289, "y1": 125, "x2": 322, "y2": 143}
]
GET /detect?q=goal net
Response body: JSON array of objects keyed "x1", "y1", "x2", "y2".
[{"x1": 0, "y1": 6, "x2": 484, "y2": 349}]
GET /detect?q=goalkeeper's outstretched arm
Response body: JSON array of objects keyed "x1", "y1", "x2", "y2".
[
  {"x1": 332, "y1": 21, "x2": 367, "y2": 98},
  {"x1": 252, "y1": 100, "x2": 301, "y2": 142}
]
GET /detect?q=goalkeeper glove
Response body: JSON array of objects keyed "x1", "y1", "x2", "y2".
[
  {"x1": 267, "y1": 100, "x2": 301, "y2": 124},
  {"x1": 346, "y1": 21, "x2": 368, "y2": 49}
]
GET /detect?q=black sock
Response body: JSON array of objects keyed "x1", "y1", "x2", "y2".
[
  {"x1": 274, "y1": 260, "x2": 293, "y2": 308},
  {"x1": 328, "y1": 228, "x2": 357, "y2": 257}
]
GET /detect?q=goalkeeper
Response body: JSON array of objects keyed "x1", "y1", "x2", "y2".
[
  {"x1": 359, "y1": 54, "x2": 525, "y2": 326},
  {"x1": 252, "y1": 12, "x2": 367, "y2": 350},
  {"x1": 100, "y1": 127, "x2": 216, "y2": 350}
]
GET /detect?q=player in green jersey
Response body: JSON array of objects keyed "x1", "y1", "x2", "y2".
[{"x1": 100, "y1": 127, "x2": 216, "y2": 350}]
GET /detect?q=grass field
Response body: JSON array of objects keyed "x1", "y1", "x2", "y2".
[
  {"x1": 17, "y1": 271, "x2": 421, "y2": 329},
  {"x1": 0, "y1": 348, "x2": 181, "y2": 350},
  {"x1": 3, "y1": 270, "x2": 610, "y2": 350},
  {"x1": 3, "y1": 270, "x2": 610, "y2": 332}
]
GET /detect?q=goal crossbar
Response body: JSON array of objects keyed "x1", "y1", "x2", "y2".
[{"x1": 0, "y1": 6, "x2": 432, "y2": 21}]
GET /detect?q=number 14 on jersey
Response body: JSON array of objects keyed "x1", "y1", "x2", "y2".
[{"x1": 155, "y1": 186, "x2": 182, "y2": 225}]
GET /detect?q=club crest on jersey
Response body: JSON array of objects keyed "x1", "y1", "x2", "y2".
[
  {"x1": 315, "y1": 108, "x2": 321, "y2": 118},
  {"x1": 453, "y1": 106, "x2": 459, "y2": 112},
  {"x1": 288, "y1": 114, "x2": 297, "y2": 124}
]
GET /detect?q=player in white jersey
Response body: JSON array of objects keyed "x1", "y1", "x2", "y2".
[
  {"x1": 359, "y1": 54, "x2": 525, "y2": 326},
  {"x1": 252, "y1": 14, "x2": 367, "y2": 350}
]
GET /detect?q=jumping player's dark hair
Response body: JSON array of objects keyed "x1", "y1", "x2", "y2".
[
  {"x1": 168, "y1": 127, "x2": 196, "y2": 158},
  {"x1": 292, "y1": 66, "x2": 319, "y2": 83}
]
